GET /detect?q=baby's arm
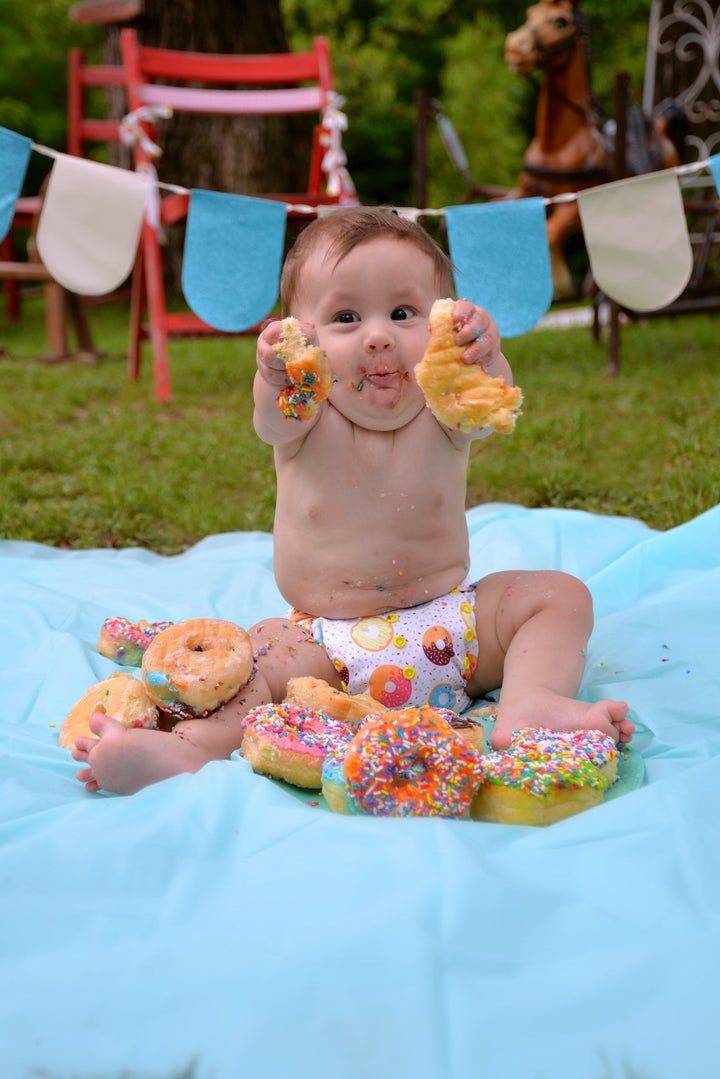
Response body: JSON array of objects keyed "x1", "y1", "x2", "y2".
[
  {"x1": 253, "y1": 319, "x2": 324, "y2": 447},
  {"x1": 453, "y1": 299, "x2": 513, "y2": 386}
]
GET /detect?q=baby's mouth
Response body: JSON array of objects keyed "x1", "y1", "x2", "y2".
[{"x1": 356, "y1": 368, "x2": 408, "y2": 391}]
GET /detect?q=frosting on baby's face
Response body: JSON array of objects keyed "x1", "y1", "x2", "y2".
[{"x1": 291, "y1": 237, "x2": 439, "y2": 431}]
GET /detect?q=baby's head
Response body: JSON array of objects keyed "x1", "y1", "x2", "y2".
[{"x1": 281, "y1": 207, "x2": 454, "y2": 315}]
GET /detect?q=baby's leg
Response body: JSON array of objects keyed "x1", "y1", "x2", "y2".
[
  {"x1": 465, "y1": 570, "x2": 633, "y2": 749},
  {"x1": 72, "y1": 617, "x2": 340, "y2": 794}
]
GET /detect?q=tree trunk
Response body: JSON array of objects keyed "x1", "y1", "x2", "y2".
[{"x1": 95, "y1": 0, "x2": 311, "y2": 288}]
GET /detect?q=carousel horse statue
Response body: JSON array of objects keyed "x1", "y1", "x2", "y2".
[{"x1": 504, "y1": 0, "x2": 686, "y2": 297}]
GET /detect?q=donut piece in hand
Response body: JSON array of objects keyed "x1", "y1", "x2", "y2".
[
  {"x1": 273, "y1": 317, "x2": 334, "y2": 421},
  {"x1": 415, "y1": 298, "x2": 523, "y2": 433},
  {"x1": 59, "y1": 671, "x2": 158, "y2": 748}
]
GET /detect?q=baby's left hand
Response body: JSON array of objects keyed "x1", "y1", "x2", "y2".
[{"x1": 453, "y1": 300, "x2": 501, "y2": 371}]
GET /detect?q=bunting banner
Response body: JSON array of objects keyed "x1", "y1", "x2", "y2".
[
  {"x1": 445, "y1": 198, "x2": 553, "y2": 336},
  {"x1": 577, "y1": 170, "x2": 693, "y2": 312},
  {"x1": 0, "y1": 127, "x2": 717, "y2": 333},
  {"x1": 182, "y1": 190, "x2": 286, "y2": 332},
  {"x1": 36, "y1": 155, "x2": 149, "y2": 295},
  {"x1": 0, "y1": 127, "x2": 32, "y2": 242}
]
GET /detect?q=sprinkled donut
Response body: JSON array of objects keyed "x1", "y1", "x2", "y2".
[
  {"x1": 273, "y1": 317, "x2": 334, "y2": 421},
  {"x1": 415, "y1": 298, "x2": 523, "y2": 434},
  {"x1": 59, "y1": 672, "x2": 158, "y2": 748},
  {"x1": 507, "y1": 728, "x2": 619, "y2": 786},
  {"x1": 326, "y1": 706, "x2": 485, "y2": 817},
  {"x1": 470, "y1": 728, "x2": 616, "y2": 827},
  {"x1": 97, "y1": 616, "x2": 174, "y2": 667},
  {"x1": 241, "y1": 703, "x2": 353, "y2": 789},
  {"x1": 141, "y1": 618, "x2": 254, "y2": 719}
]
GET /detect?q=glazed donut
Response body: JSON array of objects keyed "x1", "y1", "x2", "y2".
[
  {"x1": 273, "y1": 317, "x2": 334, "y2": 421},
  {"x1": 141, "y1": 618, "x2": 254, "y2": 719},
  {"x1": 325, "y1": 706, "x2": 485, "y2": 817},
  {"x1": 241, "y1": 702, "x2": 353, "y2": 789},
  {"x1": 59, "y1": 671, "x2": 158, "y2": 748},
  {"x1": 284, "y1": 675, "x2": 386, "y2": 731},
  {"x1": 97, "y1": 616, "x2": 174, "y2": 667},
  {"x1": 469, "y1": 728, "x2": 616, "y2": 827},
  {"x1": 415, "y1": 298, "x2": 523, "y2": 434}
]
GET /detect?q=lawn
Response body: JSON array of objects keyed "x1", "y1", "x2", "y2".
[{"x1": 1, "y1": 295, "x2": 718, "y2": 553}]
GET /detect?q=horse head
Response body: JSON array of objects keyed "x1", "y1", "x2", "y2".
[{"x1": 504, "y1": 0, "x2": 581, "y2": 76}]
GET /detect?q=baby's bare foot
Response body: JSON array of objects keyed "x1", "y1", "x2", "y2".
[{"x1": 490, "y1": 689, "x2": 633, "y2": 750}]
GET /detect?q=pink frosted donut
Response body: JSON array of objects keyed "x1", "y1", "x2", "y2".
[
  {"x1": 340, "y1": 706, "x2": 485, "y2": 817},
  {"x1": 97, "y1": 616, "x2": 174, "y2": 666},
  {"x1": 241, "y1": 703, "x2": 353, "y2": 789}
]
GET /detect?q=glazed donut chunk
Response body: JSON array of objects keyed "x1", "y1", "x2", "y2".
[
  {"x1": 470, "y1": 728, "x2": 617, "y2": 827},
  {"x1": 415, "y1": 298, "x2": 523, "y2": 434},
  {"x1": 324, "y1": 706, "x2": 485, "y2": 817},
  {"x1": 59, "y1": 671, "x2": 158, "y2": 748},
  {"x1": 241, "y1": 703, "x2": 353, "y2": 789},
  {"x1": 141, "y1": 618, "x2": 254, "y2": 719},
  {"x1": 97, "y1": 616, "x2": 174, "y2": 667},
  {"x1": 273, "y1": 317, "x2": 334, "y2": 421},
  {"x1": 284, "y1": 675, "x2": 386, "y2": 732}
]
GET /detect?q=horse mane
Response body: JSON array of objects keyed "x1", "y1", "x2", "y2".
[{"x1": 575, "y1": 4, "x2": 605, "y2": 123}]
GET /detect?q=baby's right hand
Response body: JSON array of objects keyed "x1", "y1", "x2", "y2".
[{"x1": 256, "y1": 318, "x2": 318, "y2": 388}]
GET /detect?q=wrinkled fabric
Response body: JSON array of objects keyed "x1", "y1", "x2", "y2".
[{"x1": 1, "y1": 504, "x2": 718, "y2": 1079}]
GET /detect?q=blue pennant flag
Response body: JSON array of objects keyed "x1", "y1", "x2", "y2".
[
  {"x1": 445, "y1": 198, "x2": 553, "y2": 337},
  {"x1": 709, "y1": 154, "x2": 720, "y2": 194},
  {"x1": 182, "y1": 190, "x2": 287, "y2": 332},
  {"x1": 0, "y1": 127, "x2": 32, "y2": 242}
]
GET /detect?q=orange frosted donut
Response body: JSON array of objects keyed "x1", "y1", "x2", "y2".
[
  {"x1": 97, "y1": 616, "x2": 174, "y2": 667},
  {"x1": 59, "y1": 672, "x2": 158, "y2": 748},
  {"x1": 141, "y1": 618, "x2": 254, "y2": 719},
  {"x1": 470, "y1": 728, "x2": 617, "y2": 826},
  {"x1": 273, "y1": 317, "x2": 334, "y2": 421},
  {"x1": 415, "y1": 298, "x2": 523, "y2": 434},
  {"x1": 241, "y1": 703, "x2": 353, "y2": 788},
  {"x1": 334, "y1": 706, "x2": 485, "y2": 817},
  {"x1": 283, "y1": 675, "x2": 386, "y2": 731}
]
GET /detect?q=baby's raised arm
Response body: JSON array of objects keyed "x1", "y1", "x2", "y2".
[{"x1": 253, "y1": 319, "x2": 323, "y2": 447}]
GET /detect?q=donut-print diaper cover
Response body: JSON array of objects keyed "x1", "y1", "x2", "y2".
[{"x1": 292, "y1": 579, "x2": 479, "y2": 713}]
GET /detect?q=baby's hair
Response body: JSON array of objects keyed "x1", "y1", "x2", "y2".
[{"x1": 280, "y1": 206, "x2": 455, "y2": 313}]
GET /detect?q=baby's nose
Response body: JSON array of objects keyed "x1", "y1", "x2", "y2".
[{"x1": 364, "y1": 325, "x2": 394, "y2": 351}]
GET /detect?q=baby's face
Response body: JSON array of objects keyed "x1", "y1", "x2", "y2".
[{"x1": 291, "y1": 236, "x2": 440, "y2": 430}]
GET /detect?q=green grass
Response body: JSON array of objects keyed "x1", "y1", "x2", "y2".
[{"x1": 1, "y1": 296, "x2": 718, "y2": 553}]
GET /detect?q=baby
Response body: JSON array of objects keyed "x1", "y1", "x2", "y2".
[{"x1": 73, "y1": 207, "x2": 632, "y2": 793}]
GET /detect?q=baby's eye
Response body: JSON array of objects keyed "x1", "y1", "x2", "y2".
[
  {"x1": 335, "y1": 311, "x2": 359, "y2": 324},
  {"x1": 391, "y1": 306, "x2": 414, "y2": 321}
]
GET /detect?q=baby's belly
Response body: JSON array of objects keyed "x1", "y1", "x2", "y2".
[{"x1": 275, "y1": 532, "x2": 471, "y2": 619}]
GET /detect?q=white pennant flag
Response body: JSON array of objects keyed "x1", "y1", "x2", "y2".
[
  {"x1": 36, "y1": 155, "x2": 150, "y2": 295},
  {"x1": 577, "y1": 170, "x2": 692, "y2": 311}
]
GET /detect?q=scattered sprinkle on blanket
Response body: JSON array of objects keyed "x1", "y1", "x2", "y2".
[{"x1": 1, "y1": 503, "x2": 718, "y2": 1079}]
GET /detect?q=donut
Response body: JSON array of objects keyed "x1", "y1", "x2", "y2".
[
  {"x1": 284, "y1": 675, "x2": 386, "y2": 731},
  {"x1": 441, "y1": 711, "x2": 487, "y2": 752},
  {"x1": 327, "y1": 706, "x2": 485, "y2": 817},
  {"x1": 59, "y1": 671, "x2": 158, "y2": 748},
  {"x1": 97, "y1": 616, "x2": 174, "y2": 667},
  {"x1": 241, "y1": 702, "x2": 353, "y2": 789},
  {"x1": 507, "y1": 727, "x2": 619, "y2": 785},
  {"x1": 422, "y1": 625, "x2": 455, "y2": 666},
  {"x1": 414, "y1": 298, "x2": 523, "y2": 434},
  {"x1": 141, "y1": 618, "x2": 254, "y2": 719},
  {"x1": 368, "y1": 664, "x2": 414, "y2": 708},
  {"x1": 469, "y1": 728, "x2": 616, "y2": 826},
  {"x1": 349, "y1": 616, "x2": 394, "y2": 651},
  {"x1": 273, "y1": 317, "x2": 334, "y2": 421}
]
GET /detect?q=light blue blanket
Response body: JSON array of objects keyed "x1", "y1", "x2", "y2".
[{"x1": 2, "y1": 504, "x2": 718, "y2": 1079}]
